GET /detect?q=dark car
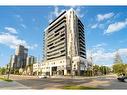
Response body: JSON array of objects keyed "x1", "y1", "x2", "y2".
[{"x1": 117, "y1": 75, "x2": 127, "y2": 82}]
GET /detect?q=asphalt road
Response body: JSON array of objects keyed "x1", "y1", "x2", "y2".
[{"x1": 2, "y1": 74, "x2": 127, "y2": 89}]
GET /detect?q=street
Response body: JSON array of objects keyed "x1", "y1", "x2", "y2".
[{"x1": 0, "y1": 74, "x2": 126, "y2": 89}]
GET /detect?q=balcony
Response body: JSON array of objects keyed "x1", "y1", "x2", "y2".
[
  {"x1": 47, "y1": 52, "x2": 66, "y2": 60},
  {"x1": 47, "y1": 44, "x2": 65, "y2": 52},
  {"x1": 48, "y1": 19, "x2": 66, "y2": 33}
]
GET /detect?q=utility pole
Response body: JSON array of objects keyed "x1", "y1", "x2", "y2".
[
  {"x1": 37, "y1": 57, "x2": 39, "y2": 76},
  {"x1": 7, "y1": 55, "x2": 12, "y2": 80},
  {"x1": 37, "y1": 55, "x2": 41, "y2": 76},
  {"x1": 89, "y1": 50, "x2": 93, "y2": 76}
]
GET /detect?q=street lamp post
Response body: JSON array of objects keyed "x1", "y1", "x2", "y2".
[
  {"x1": 7, "y1": 63, "x2": 11, "y2": 80},
  {"x1": 7, "y1": 55, "x2": 12, "y2": 80}
]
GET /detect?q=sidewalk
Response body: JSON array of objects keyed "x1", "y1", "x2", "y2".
[
  {"x1": 0, "y1": 80, "x2": 32, "y2": 90},
  {"x1": 50, "y1": 74, "x2": 117, "y2": 79}
]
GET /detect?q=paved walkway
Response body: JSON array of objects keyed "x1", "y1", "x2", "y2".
[
  {"x1": 0, "y1": 80, "x2": 32, "y2": 90},
  {"x1": 50, "y1": 74, "x2": 117, "y2": 79}
]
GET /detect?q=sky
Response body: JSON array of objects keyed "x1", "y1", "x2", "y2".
[{"x1": 0, "y1": 6, "x2": 127, "y2": 67}]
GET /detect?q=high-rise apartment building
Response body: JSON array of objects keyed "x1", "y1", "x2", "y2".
[
  {"x1": 26, "y1": 55, "x2": 36, "y2": 66},
  {"x1": 12, "y1": 45, "x2": 28, "y2": 69},
  {"x1": 42, "y1": 8, "x2": 87, "y2": 76}
]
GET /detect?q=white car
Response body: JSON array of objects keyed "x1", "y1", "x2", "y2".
[{"x1": 38, "y1": 75, "x2": 47, "y2": 78}]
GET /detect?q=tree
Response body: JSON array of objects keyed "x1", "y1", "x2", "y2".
[
  {"x1": 124, "y1": 64, "x2": 127, "y2": 75},
  {"x1": 112, "y1": 50, "x2": 126, "y2": 75},
  {"x1": 99, "y1": 66, "x2": 105, "y2": 75},
  {"x1": 112, "y1": 63, "x2": 125, "y2": 75},
  {"x1": 93, "y1": 65, "x2": 100, "y2": 76},
  {"x1": 19, "y1": 68, "x2": 23, "y2": 75},
  {"x1": 14, "y1": 69, "x2": 19, "y2": 75},
  {"x1": 99, "y1": 66, "x2": 111, "y2": 75},
  {"x1": 92, "y1": 65, "x2": 111, "y2": 76},
  {"x1": 114, "y1": 50, "x2": 123, "y2": 64},
  {"x1": 0, "y1": 67, "x2": 6, "y2": 75},
  {"x1": 25, "y1": 63, "x2": 33, "y2": 75}
]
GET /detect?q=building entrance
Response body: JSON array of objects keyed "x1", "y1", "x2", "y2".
[
  {"x1": 58, "y1": 70, "x2": 64, "y2": 75},
  {"x1": 52, "y1": 66, "x2": 57, "y2": 76}
]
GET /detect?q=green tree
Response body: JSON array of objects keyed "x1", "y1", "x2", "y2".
[
  {"x1": 112, "y1": 63, "x2": 125, "y2": 75},
  {"x1": 0, "y1": 67, "x2": 6, "y2": 75},
  {"x1": 14, "y1": 69, "x2": 19, "y2": 75},
  {"x1": 99, "y1": 66, "x2": 105, "y2": 75},
  {"x1": 112, "y1": 50, "x2": 126, "y2": 75},
  {"x1": 25, "y1": 63, "x2": 33, "y2": 75},
  {"x1": 124, "y1": 64, "x2": 127, "y2": 75},
  {"x1": 99, "y1": 66, "x2": 111, "y2": 75},
  {"x1": 93, "y1": 65, "x2": 100, "y2": 76}
]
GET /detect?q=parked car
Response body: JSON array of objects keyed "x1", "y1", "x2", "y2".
[
  {"x1": 117, "y1": 74, "x2": 127, "y2": 82},
  {"x1": 38, "y1": 75, "x2": 47, "y2": 78}
]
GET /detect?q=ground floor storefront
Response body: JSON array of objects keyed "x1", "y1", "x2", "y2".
[{"x1": 43, "y1": 66, "x2": 85, "y2": 76}]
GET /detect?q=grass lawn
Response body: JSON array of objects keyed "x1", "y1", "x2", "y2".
[
  {"x1": 0, "y1": 77, "x2": 13, "y2": 82},
  {"x1": 62, "y1": 85, "x2": 102, "y2": 90}
]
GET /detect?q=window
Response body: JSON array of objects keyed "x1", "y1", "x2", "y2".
[{"x1": 54, "y1": 33, "x2": 59, "y2": 36}]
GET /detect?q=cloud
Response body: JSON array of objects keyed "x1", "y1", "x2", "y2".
[
  {"x1": 87, "y1": 44, "x2": 127, "y2": 66},
  {"x1": 4, "y1": 27, "x2": 17, "y2": 34},
  {"x1": 119, "y1": 39, "x2": 127, "y2": 43},
  {"x1": 74, "y1": 7, "x2": 84, "y2": 18},
  {"x1": 15, "y1": 15, "x2": 23, "y2": 22},
  {"x1": 30, "y1": 44, "x2": 38, "y2": 49},
  {"x1": 92, "y1": 50, "x2": 115, "y2": 63},
  {"x1": 0, "y1": 33, "x2": 28, "y2": 49},
  {"x1": 21, "y1": 24, "x2": 26, "y2": 29},
  {"x1": 53, "y1": 6, "x2": 59, "y2": 17},
  {"x1": 48, "y1": 6, "x2": 65, "y2": 23},
  {"x1": 93, "y1": 43, "x2": 107, "y2": 48},
  {"x1": 87, "y1": 49, "x2": 112, "y2": 65},
  {"x1": 98, "y1": 24, "x2": 105, "y2": 29},
  {"x1": 48, "y1": 6, "x2": 84, "y2": 23},
  {"x1": 91, "y1": 13, "x2": 114, "y2": 29},
  {"x1": 91, "y1": 24, "x2": 98, "y2": 29},
  {"x1": 118, "y1": 48, "x2": 127, "y2": 56},
  {"x1": 91, "y1": 23, "x2": 105, "y2": 30},
  {"x1": 87, "y1": 43, "x2": 113, "y2": 65},
  {"x1": 97, "y1": 12, "x2": 114, "y2": 22},
  {"x1": 0, "y1": 32, "x2": 37, "y2": 50},
  {"x1": 105, "y1": 19, "x2": 127, "y2": 34}
]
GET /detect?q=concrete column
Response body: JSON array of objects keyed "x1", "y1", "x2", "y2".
[
  {"x1": 64, "y1": 69, "x2": 67, "y2": 75},
  {"x1": 50, "y1": 67, "x2": 52, "y2": 76},
  {"x1": 77, "y1": 63, "x2": 80, "y2": 76}
]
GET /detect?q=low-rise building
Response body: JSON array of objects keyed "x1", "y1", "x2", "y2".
[{"x1": 33, "y1": 62, "x2": 43, "y2": 75}]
